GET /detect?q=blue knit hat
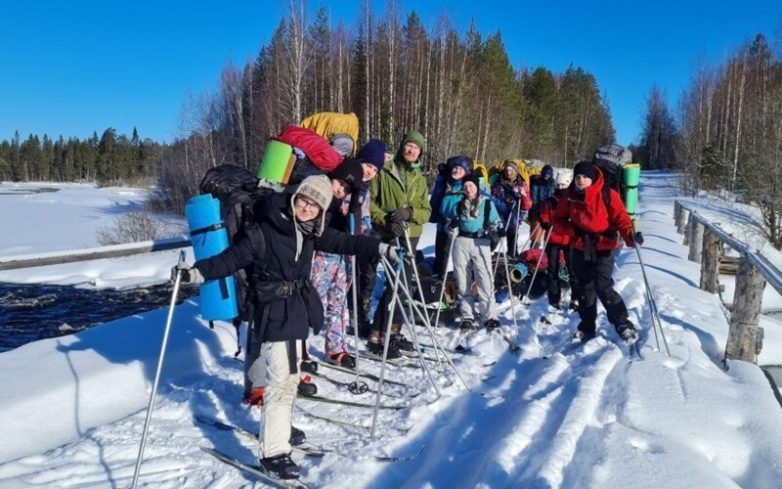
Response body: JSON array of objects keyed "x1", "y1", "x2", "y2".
[
  {"x1": 447, "y1": 155, "x2": 472, "y2": 173},
  {"x1": 357, "y1": 139, "x2": 386, "y2": 171}
]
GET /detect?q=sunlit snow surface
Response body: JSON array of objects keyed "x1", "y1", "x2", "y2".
[{"x1": 0, "y1": 175, "x2": 780, "y2": 488}]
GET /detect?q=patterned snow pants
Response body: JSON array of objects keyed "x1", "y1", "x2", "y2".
[{"x1": 311, "y1": 251, "x2": 352, "y2": 356}]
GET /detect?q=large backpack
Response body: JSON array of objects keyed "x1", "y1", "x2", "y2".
[
  {"x1": 593, "y1": 144, "x2": 631, "y2": 206},
  {"x1": 198, "y1": 164, "x2": 271, "y2": 354}
]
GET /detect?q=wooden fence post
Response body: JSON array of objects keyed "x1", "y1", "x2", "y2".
[
  {"x1": 700, "y1": 229, "x2": 721, "y2": 293},
  {"x1": 688, "y1": 220, "x2": 704, "y2": 263},
  {"x1": 675, "y1": 202, "x2": 689, "y2": 235},
  {"x1": 725, "y1": 258, "x2": 766, "y2": 364},
  {"x1": 684, "y1": 214, "x2": 692, "y2": 245}
]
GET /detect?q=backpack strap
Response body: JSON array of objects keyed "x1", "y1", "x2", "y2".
[{"x1": 482, "y1": 198, "x2": 492, "y2": 235}]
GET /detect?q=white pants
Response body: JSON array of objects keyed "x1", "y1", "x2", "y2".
[
  {"x1": 452, "y1": 237, "x2": 496, "y2": 323},
  {"x1": 262, "y1": 340, "x2": 301, "y2": 458}
]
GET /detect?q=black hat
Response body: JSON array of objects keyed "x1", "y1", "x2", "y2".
[
  {"x1": 328, "y1": 157, "x2": 364, "y2": 194},
  {"x1": 462, "y1": 172, "x2": 481, "y2": 190},
  {"x1": 573, "y1": 161, "x2": 596, "y2": 181}
]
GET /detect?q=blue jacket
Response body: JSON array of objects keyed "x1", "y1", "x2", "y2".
[
  {"x1": 430, "y1": 177, "x2": 465, "y2": 230},
  {"x1": 441, "y1": 193, "x2": 500, "y2": 236},
  {"x1": 530, "y1": 175, "x2": 556, "y2": 214}
]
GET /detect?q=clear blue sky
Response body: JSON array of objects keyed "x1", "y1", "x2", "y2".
[{"x1": 2, "y1": 0, "x2": 781, "y2": 147}]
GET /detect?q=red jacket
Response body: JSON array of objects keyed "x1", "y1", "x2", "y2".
[
  {"x1": 550, "y1": 168, "x2": 633, "y2": 252},
  {"x1": 539, "y1": 190, "x2": 571, "y2": 246}
]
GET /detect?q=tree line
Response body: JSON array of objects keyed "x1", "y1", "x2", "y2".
[
  {"x1": 0, "y1": 128, "x2": 162, "y2": 186},
  {"x1": 155, "y1": 2, "x2": 615, "y2": 213},
  {"x1": 635, "y1": 31, "x2": 782, "y2": 248}
]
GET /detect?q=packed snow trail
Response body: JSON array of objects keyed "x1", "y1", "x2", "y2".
[{"x1": 1, "y1": 174, "x2": 782, "y2": 488}]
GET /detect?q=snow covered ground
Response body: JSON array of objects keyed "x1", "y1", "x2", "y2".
[{"x1": 0, "y1": 175, "x2": 781, "y2": 488}]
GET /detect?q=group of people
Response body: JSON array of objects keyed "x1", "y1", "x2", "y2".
[{"x1": 173, "y1": 118, "x2": 643, "y2": 480}]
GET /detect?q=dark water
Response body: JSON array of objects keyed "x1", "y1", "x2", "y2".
[{"x1": 0, "y1": 282, "x2": 198, "y2": 352}]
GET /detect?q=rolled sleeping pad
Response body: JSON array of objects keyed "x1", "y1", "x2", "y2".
[
  {"x1": 623, "y1": 163, "x2": 641, "y2": 217},
  {"x1": 258, "y1": 139, "x2": 296, "y2": 184},
  {"x1": 624, "y1": 186, "x2": 639, "y2": 215},
  {"x1": 509, "y1": 262, "x2": 529, "y2": 284},
  {"x1": 185, "y1": 194, "x2": 239, "y2": 321}
]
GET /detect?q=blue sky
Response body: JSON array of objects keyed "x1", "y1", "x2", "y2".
[{"x1": 1, "y1": 1, "x2": 781, "y2": 147}]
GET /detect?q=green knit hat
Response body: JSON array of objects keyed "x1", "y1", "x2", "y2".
[{"x1": 400, "y1": 130, "x2": 426, "y2": 153}]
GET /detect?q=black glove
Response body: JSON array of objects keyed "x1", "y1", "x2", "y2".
[
  {"x1": 633, "y1": 231, "x2": 644, "y2": 246},
  {"x1": 388, "y1": 207, "x2": 413, "y2": 223},
  {"x1": 488, "y1": 230, "x2": 501, "y2": 251},
  {"x1": 171, "y1": 262, "x2": 204, "y2": 284},
  {"x1": 386, "y1": 220, "x2": 405, "y2": 237},
  {"x1": 540, "y1": 221, "x2": 552, "y2": 231}
]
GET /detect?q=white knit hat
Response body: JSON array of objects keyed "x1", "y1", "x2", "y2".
[{"x1": 555, "y1": 170, "x2": 572, "y2": 187}]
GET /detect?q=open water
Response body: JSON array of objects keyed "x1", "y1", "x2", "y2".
[{"x1": 0, "y1": 282, "x2": 198, "y2": 352}]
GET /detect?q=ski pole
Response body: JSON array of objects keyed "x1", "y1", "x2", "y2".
[
  {"x1": 522, "y1": 227, "x2": 553, "y2": 305},
  {"x1": 514, "y1": 197, "x2": 522, "y2": 255},
  {"x1": 432, "y1": 232, "x2": 457, "y2": 331},
  {"x1": 348, "y1": 214, "x2": 368, "y2": 394},
  {"x1": 131, "y1": 250, "x2": 186, "y2": 489},
  {"x1": 380, "y1": 255, "x2": 442, "y2": 398},
  {"x1": 634, "y1": 243, "x2": 671, "y2": 357},
  {"x1": 499, "y1": 246, "x2": 519, "y2": 333},
  {"x1": 371, "y1": 250, "x2": 406, "y2": 440},
  {"x1": 403, "y1": 228, "x2": 448, "y2": 368},
  {"x1": 493, "y1": 202, "x2": 517, "y2": 278},
  {"x1": 381, "y1": 254, "x2": 471, "y2": 393}
]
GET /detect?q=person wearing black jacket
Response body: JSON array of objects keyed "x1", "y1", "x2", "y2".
[{"x1": 175, "y1": 175, "x2": 399, "y2": 480}]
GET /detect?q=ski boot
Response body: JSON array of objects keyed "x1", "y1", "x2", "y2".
[
  {"x1": 460, "y1": 318, "x2": 474, "y2": 331},
  {"x1": 297, "y1": 376, "x2": 317, "y2": 396},
  {"x1": 328, "y1": 352, "x2": 356, "y2": 369},
  {"x1": 289, "y1": 426, "x2": 306, "y2": 446},
  {"x1": 484, "y1": 318, "x2": 500, "y2": 331},
  {"x1": 367, "y1": 330, "x2": 401, "y2": 359},
  {"x1": 260, "y1": 453, "x2": 300, "y2": 480},
  {"x1": 390, "y1": 324, "x2": 414, "y2": 351},
  {"x1": 616, "y1": 322, "x2": 638, "y2": 343}
]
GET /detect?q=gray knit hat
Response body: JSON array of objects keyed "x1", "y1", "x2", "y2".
[
  {"x1": 294, "y1": 174, "x2": 333, "y2": 212},
  {"x1": 290, "y1": 174, "x2": 332, "y2": 260}
]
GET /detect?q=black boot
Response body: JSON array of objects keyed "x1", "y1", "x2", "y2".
[
  {"x1": 289, "y1": 425, "x2": 306, "y2": 446},
  {"x1": 260, "y1": 453, "x2": 300, "y2": 480},
  {"x1": 390, "y1": 324, "x2": 414, "y2": 351},
  {"x1": 616, "y1": 321, "x2": 638, "y2": 343},
  {"x1": 297, "y1": 377, "x2": 317, "y2": 396},
  {"x1": 573, "y1": 322, "x2": 596, "y2": 343},
  {"x1": 367, "y1": 330, "x2": 401, "y2": 359},
  {"x1": 484, "y1": 318, "x2": 500, "y2": 331}
]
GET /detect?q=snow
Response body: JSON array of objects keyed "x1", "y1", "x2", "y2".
[{"x1": 0, "y1": 175, "x2": 781, "y2": 488}]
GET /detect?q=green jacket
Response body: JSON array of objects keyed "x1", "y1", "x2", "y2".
[{"x1": 370, "y1": 157, "x2": 432, "y2": 239}]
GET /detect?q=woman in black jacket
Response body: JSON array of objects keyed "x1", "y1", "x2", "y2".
[{"x1": 176, "y1": 175, "x2": 397, "y2": 480}]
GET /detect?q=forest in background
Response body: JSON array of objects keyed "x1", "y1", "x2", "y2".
[
  {"x1": 155, "y1": 2, "x2": 615, "y2": 212},
  {"x1": 4, "y1": 1, "x2": 780, "y2": 248},
  {"x1": 0, "y1": 128, "x2": 161, "y2": 186}
]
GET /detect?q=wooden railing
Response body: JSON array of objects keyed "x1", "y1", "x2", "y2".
[{"x1": 674, "y1": 200, "x2": 780, "y2": 365}]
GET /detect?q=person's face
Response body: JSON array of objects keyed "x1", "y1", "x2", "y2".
[
  {"x1": 574, "y1": 174, "x2": 593, "y2": 190},
  {"x1": 451, "y1": 166, "x2": 466, "y2": 180},
  {"x1": 556, "y1": 183, "x2": 568, "y2": 191},
  {"x1": 402, "y1": 142, "x2": 421, "y2": 163},
  {"x1": 361, "y1": 163, "x2": 378, "y2": 182},
  {"x1": 332, "y1": 179, "x2": 349, "y2": 199},
  {"x1": 504, "y1": 166, "x2": 517, "y2": 179},
  {"x1": 464, "y1": 181, "x2": 478, "y2": 199},
  {"x1": 294, "y1": 195, "x2": 321, "y2": 222}
]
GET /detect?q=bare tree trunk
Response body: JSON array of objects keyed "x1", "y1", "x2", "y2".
[{"x1": 731, "y1": 54, "x2": 746, "y2": 191}]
